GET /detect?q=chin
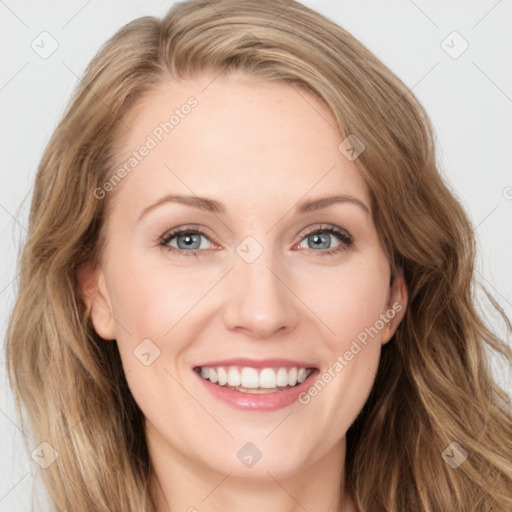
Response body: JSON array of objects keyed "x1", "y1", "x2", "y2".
[{"x1": 201, "y1": 443, "x2": 310, "y2": 480}]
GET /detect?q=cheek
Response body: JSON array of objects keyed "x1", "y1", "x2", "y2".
[
  {"x1": 103, "y1": 257, "x2": 192, "y2": 418},
  {"x1": 106, "y1": 239, "x2": 390, "y2": 348},
  {"x1": 309, "y1": 256, "x2": 391, "y2": 351},
  {"x1": 108, "y1": 265, "x2": 166, "y2": 336},
  {"x1": 296, "y1": 263, "x2": 390, "y2": 442},
  {"x1": 105, "y1": 251, "x2": 194, "y2": 338},
  {"x1": 104, "y1": 249, "x2": 215, "y2": 377}
]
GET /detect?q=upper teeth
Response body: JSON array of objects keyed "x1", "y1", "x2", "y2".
[{"x1": 199, "y1": 366, "x2": 312, "y2": 389}]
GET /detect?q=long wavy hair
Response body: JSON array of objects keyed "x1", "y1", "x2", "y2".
[{"x1": 6, "y1": 0, "x2": 512, "y2": 510}]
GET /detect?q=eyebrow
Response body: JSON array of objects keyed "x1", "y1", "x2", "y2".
[{"x1": 138, "y1": 193, "x2": 370, "y2": 220}]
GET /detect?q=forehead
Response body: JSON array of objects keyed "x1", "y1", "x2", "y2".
[{"x1": 107, "y1": 73, "x2": 370, "y2": 219}]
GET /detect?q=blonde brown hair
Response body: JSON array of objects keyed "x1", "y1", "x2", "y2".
[{"x1": 6, "y1": 0, "x2": 512, "y2": 510}]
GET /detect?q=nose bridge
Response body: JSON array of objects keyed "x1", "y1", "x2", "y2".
[{"x1": 223, "y1": 234, "x2": 299, "y2": 337}]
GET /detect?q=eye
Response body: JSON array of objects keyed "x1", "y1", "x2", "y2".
[
  {"x1": 159, "y1": 223, "x2": 354, "y2": 257},
  {"x1": 295, "y1": 224, "x2": 354, "y2": 256},
  {"x1": 159, "y1": 225, "x2": 217, "y2": 257}
]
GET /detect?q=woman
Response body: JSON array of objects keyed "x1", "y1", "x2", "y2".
[{"x1": 6, "y1": 0, "x2": 512, "y2": 510}]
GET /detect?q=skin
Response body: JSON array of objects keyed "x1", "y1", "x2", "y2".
[{"x1": 81, "y1": 71, "x2": 407, "y2": 512}]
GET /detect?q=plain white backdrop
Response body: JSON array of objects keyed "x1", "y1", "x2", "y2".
[{"x1": 1, "y1": 1, "x2": 511, "y2": 510}]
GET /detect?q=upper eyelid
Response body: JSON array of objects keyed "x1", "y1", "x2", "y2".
[
  {"x1": 160, "y1": 224, "x2": 218, "y2": 244},
  {"x1": 160, "y1": 223, "x2": 352, "y2": 247}
]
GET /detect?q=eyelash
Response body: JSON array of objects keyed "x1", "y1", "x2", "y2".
[{"x1": 158, "y1": 224, "x2": 354, "y2": 258}]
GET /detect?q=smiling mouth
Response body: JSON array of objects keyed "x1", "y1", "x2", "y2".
[{"x1": 194, "y1": 365, "x2": 317, "y2": 394}]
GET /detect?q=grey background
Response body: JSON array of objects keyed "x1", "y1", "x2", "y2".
[{"x1": 1, "y1": 1, "x2": 511, "y2": 510}]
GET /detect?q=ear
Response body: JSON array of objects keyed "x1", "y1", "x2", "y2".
[
  {"x1": 381, "y1": 269, "x2": 408, "y2": 345},
  {"x1": 77, "y1": 263, "x2": 116, "y2": 340}
]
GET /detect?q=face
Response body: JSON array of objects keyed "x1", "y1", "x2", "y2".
[{"x1": 83, "y1": 72, "x2": 407, "y2": 480}]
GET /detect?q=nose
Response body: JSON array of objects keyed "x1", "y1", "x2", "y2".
[{"x1": 222, "y1": 250, "x2": 300, "y2": 339}]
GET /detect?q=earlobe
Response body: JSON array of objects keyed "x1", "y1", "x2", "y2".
[
  {"x1": 381, "y1": 272, "x2": 408, "y2": 345},
  {"x1": 77, "y1": 263, "x2": 116, "y2": 340}
]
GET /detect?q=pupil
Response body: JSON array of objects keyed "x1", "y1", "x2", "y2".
[
  {"x1": 310, "y1": 233, "x2": 330, "y2": 249},
  {"x1": 178, "y1": 233, "x2": 200, "y2": 249}
]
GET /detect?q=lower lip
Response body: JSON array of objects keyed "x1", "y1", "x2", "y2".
[{"x1": 193, "y1": 369, "x2": 318, "y2": 411}]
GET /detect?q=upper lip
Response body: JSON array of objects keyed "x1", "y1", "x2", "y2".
[{"x1": 194, "y1": 358, "x2": 317, "y2": 369}]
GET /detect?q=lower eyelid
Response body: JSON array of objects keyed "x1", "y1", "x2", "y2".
[
  {"x1": 161, "y1": 230, "x2": 216, "y2": 251},
  {"x1": 160, "y1": 227, "x2": 353, "y2": 255}
]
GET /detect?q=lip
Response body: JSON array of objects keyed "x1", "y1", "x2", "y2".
[
  {"x1": 192, "y1": 361, "x2": 319, "y2": 412},
  {"x1": 193, "y1": 357, "x2": 315, "y2": 369}
]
